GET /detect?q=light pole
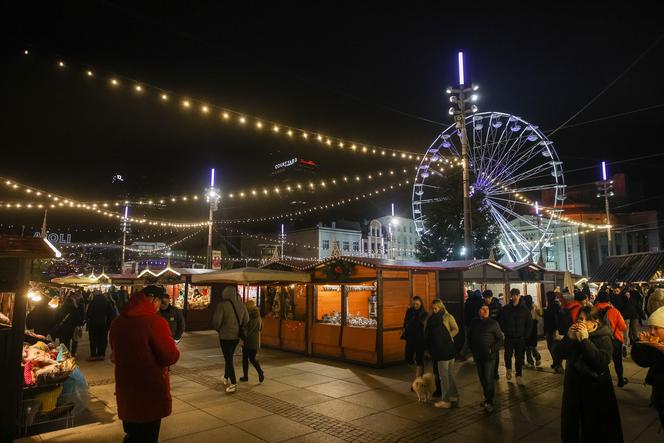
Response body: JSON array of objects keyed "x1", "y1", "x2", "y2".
[
  {"x1": 280, "y1": 223, "x2": 285, "y2": 259},
  {"x1": 206, "y1": 168, "x2": 221, "y2": 268},
  {"x1": 596, "y1": 161, "x2": 614, "y2": 256},
  {"x1": 389, "y1": 203, "x2": 397, "y2": 260},
  {"x1": 121, "y1": 205, "x2": 129, "y2": 265},
  {"x1": 535, "y1": 201, "x2": 544, "y2": 264},
  {"x1": 446, "y1": 51, "x2": 479, "y2": 259}
]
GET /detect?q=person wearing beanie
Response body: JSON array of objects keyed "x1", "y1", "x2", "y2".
[
  {"x1": 212, "y1": 285, "x2": 249, "y2": 393},
  {"x1": 565, "y1": 291, "x2": 588, "y2": 325},
  {"x1": 631, "y1": 306, "x2": 664, "y2": 429},
  {"x1": 595, "y1": 291, "x2": 629, "y2": 387}
]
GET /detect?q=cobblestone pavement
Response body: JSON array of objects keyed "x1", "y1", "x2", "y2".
[{"x1": 18, "y1": 330, "x2": 662, "y2": 442}]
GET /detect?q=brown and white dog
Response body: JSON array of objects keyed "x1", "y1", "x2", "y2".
[{"x1": 411, "y1": 373, "x2": 436, "y2": 402}]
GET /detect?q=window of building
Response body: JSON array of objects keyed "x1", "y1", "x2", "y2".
[
  {"x1": 322, "y1": 239, "x2": 330, "y2": 250},
  {"x1": 352, "y1": 241, "x2": 359, "y2": 252},
  {"x1": 342, "y1": 241, "x2": 350, "y2": 251}
]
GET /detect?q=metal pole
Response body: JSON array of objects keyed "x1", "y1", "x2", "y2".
[
  {"x1": 40, "y1": 208, "x2": 48, "y2": 239},
  {"x1": 207, "y1": 204, "x2": 213, "y2": 268},
  {"x1": 603, "y1": 181, "x2": 613, "y2": 256},
  {"x1": 121, "y1": 205, "x2": 129, "y2": 265},
  {"x1": 456, "y1": 91, "x2": 473, "y2": 258}
]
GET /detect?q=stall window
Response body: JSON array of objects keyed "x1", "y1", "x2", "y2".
[
  {"x1": 345, "y1": 284, "x2": 377, "y2": 328},
  {"x1": 177, "y1": 285, "x2": 211, "y2": 310},
  {"x1": 316, "y1": 285, "x2": 342, "y2": 325},
  {"x1": 265, "y1": 286, "x2": 281, "y2": 318},
  {"x1": 282, "y1": 284, "x2": 307, "y2": 321},
  {"x1": 0, "y1": 292, "x2": 15, "y2": 327}
]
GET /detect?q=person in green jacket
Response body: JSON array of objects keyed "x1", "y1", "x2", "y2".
[{"x1": 239, "y1": 300, "x2": 265, "y2": 383}]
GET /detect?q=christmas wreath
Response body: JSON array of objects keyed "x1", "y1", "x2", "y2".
[{"x1": 324, "y1": 260, "x2": 354, "y2": 281}]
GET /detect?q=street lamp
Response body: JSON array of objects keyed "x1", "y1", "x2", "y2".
[
  {"x1": 121, "y1": 205, "x2": 130, "y2": 265},
  {"x1": 206, "y1": 168, "x2": 221, "y2": 268},
  {"x1": 446, "y1": 51, "x2": 479, "y2": 259},
  {"x1": 596, "y1": 161, "x2": 614, "y2": 256}
]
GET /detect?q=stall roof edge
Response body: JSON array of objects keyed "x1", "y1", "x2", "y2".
[{"x1": 0, "y1": 234, "x2": 59, "y2": 259}]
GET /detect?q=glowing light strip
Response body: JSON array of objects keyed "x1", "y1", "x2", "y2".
[
  {"x1": 219, "y1": 180, "x2": 411, "y2": 224},
  {"x1": 458, "y1": 51, "x2": 465, "y2": 86},
  {"x1": 31, "y1": 50, "x2": 422, "y2": 160}
]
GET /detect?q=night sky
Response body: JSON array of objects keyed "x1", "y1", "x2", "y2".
[{"x1": 1, "y1": 3, "x2": 663, "y2": 247}]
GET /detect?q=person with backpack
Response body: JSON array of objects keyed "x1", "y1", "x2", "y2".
[
  {"x1": 483, "y1": 290, "x2": 502, "y2": 379},
  {"x1": 212, "y1": 286, "x2": 249, "y2": 393},
  {"x1": 543, "y1": 291, "x2": 564, "y2": 373},
  {"x1": 595, "y1": 290, "x2": 629, "y2": 387},
  {"x1": 426, "y1": 299, "x2": 459, "y2": 409}
]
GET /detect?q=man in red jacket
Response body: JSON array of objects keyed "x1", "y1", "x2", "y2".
[
  {"x1": 110, "y1": 285, "x2": 180, "y2": 443},
  {"x1": 595, "y1": 290, "x2": 629, "y2": 387}
]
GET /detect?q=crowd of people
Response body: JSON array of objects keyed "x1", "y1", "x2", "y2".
[{"x1": 401, "y1": 283, "x2": 664, "y2": 440}]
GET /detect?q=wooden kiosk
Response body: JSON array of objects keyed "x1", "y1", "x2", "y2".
[
  {"x1": 263, "y1": 256, "x2": 509, "y2": 366},
  {"x1": 0, "y1": 236, "x2": 60, "y2": 442}
]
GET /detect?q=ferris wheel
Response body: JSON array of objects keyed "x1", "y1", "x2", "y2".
[{"x1": 412, "y1": 111, "x2": 566, "y2": 262}]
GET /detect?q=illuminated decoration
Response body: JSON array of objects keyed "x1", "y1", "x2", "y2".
[
  {"x1": 28, "y1": 51, "x2": 422, "y2": 160},
  {"x1": 413, "y1": 112, "x2": 568, "y2": 262},
  {"x1": 43, "y1": 238, "x2": 62, "y2": 258},
  {"x1": 219, "y1": 179, "x2": 412, "y2": 224},
  {"x1": 137, "y1": 266, "x2": 182, "y2": 278},
  {"x1": 458, "y1": 51, "x2": 465, "y2": 85}
]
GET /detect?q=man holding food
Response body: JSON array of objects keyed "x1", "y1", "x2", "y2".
[{"x1": 631, "y1": 306, "x2": 664, "y2": 430}]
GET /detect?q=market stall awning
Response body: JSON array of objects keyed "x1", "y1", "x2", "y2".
[
  {"x1": 590, "y1": 251, "x2": 664, "y2": 283},
  {"x1": 303, "y1": 256, "x2": 507, "y2": 272},
  {"x1": 51, "y1": 274, "x2": 101, "y2": 285},
  {"x1": 0, "y1": 235, "x2": 61, "y2": 259},
  {"x1": 191, "y1": 267, "x2": 311, "y2": 284}
]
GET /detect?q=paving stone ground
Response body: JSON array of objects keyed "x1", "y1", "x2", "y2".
[{"x1": 17, "y1": 330, "x2": 662, "y2": 442}]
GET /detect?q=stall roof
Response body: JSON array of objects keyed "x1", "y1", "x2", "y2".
[
  {"x1": 306, "y1": 256, "x2": 507, "y2": 272},
  {"x1": 589, "y1": 251, "x2": 664, "y2": 283},
  {"x1": 0, "y1": 235, "x2": 61, "y2": 259},
  {"x1": 502, "y1": 262, "x2": 546, "y2": 272},
  {"x1": 50, "y1": 274, "x2": 100, "y2": 285},
  {"x1": 191, "y1": 267, "x2": 311, "y2": 284},
  {"x1": 260, "y1": 258, "x2": 317, "y2": 271}
]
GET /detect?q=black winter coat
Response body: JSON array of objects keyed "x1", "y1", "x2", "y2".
[
  {"x1": 86, "y1": 293, "x2": 116, "y2": 329},
  {"x1": 543, "y1": 301, "x2": 561, "y2": 334},
  {"x1": 498, "y1": 301, "x2": 532, "y2": 339},
  {"x1": 631, "y1": 343, "x2": 664, "y2": 426},
  {"x1": 51, "y1": 300, "x2": 83, "y2": 340},
  {"x1": 555, "y1": 323, "x2": 623, "y2": 443},
  {"x1": 158, "y1": 304, "x2": 185, "y2": 341},
  {"x1": 402, "y1": 307, "x2": 427, "y2": 343},
  {"x1": 464, "y1": 294, "x2": 484, "y2": 325},
  {"x1": 425, "y1": 311, "x2": 456, "y2": 361},
  {"x1": 468, "y1": 318, "x2": 504, "y2": 362}
]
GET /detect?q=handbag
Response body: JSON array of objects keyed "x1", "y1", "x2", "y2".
[{"x1": 227, "y1": 300, "x2": 247, "y2": 341}]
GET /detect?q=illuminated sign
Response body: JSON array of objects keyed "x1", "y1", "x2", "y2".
[
  {"x1": 274, "y1": 158, "x2": 298, "y2": 170},
  {"x1": 34, "y1": 231, "x2": 72, "y2": 244},
  {"x1": 274, "y1": 158, "x2": 318, "y2": 170}
]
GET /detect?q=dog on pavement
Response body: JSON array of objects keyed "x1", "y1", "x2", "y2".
[{"x1": 411, "y1": 373, "x2": 436, "y2": 402}]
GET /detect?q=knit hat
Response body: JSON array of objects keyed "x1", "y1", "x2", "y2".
[
  {"x1": 574, "y1": 291, "x2": 587, "y2": 301},
  {"x1": 649, "y1": 306, "x2": 664, "y2": 328}
]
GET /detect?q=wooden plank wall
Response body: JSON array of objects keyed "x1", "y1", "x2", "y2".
[{"x1": 381, "y1": 278, "x2": 410, "y2": 364}]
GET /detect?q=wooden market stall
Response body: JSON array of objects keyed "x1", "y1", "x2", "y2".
[
  {"x1": 109, "y1": 266, "x2": 215, "y2": 331},
  {"x1": 190, "y1": 267, "x2": 311, "y2": 344},
  {"x1": 263, "y1": 256, "x2": 508, "y2": 366},
  {"x1": 0, "y1": 235, "x2": 60, "y2": 442},
  {"x1": 503, "y1": 262, "x2": 546, "y2": 306}
]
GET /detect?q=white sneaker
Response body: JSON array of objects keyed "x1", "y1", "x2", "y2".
[
  {"x1": 434, "y1": 401, "x2": 452, "y2": 409},
  {"x1": 222, "y1": 377, "x2": 229, "y2": 386},
  {"x1": 506, "y1": 370, "x2": 512, "y2": 381},
  {"x1": 516, "y1": 376, "x2": 524, "y2": 386},
  {"x1": 225, "y1": 384, "x2": 237, "y2": 393}
]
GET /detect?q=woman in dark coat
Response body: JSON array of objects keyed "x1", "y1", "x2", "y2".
[
  {"x1": 51, "y1": 296, "x2": 83, "y2": 355},
  {"x1": 555, "y1": 305, "x2": 623, "y2": 443},
  {"x1": 239, "y1": 300, "x2": 264, "y2": 383},
  {"x1": 402, "y1": 296, "x2": 427, "y2": 378}
]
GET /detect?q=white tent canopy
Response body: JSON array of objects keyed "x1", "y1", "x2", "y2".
[{"x1": 191, "y1": 267, "x2": 311, "y2": 284}]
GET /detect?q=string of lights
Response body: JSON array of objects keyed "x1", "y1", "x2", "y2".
[
  {"x1": 27, "y1": 49, "x2": 426, "y2": 161},
  {"x1": 218, "y1": 180, "x2": 411, "y2": 224},
  {"x1": 59, "y1": 229, "x2": 205, "y2": 253}
]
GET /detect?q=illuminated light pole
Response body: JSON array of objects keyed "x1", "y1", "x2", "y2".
[
  {"x1": 280, "y1": 224, "x2": 286, "y2": 259},
  {"x1": 535, "y1": 201, "x2": 544, "y2": 264},
  {"x1": 206, "y1": 168, "x2": 221, "y2": 268},
  {"x1": 121, "y1": 205, "x2": 129, "y2": 265},
  {"x1": 596, "y1": 161, "x2": 614, "y2": 256},
  {"x1": 389, "y1": 203, "x2": 397, "y2": 260},
  {"x1": 446, "y1": 51, "x2": 479, "y2": 259}
]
